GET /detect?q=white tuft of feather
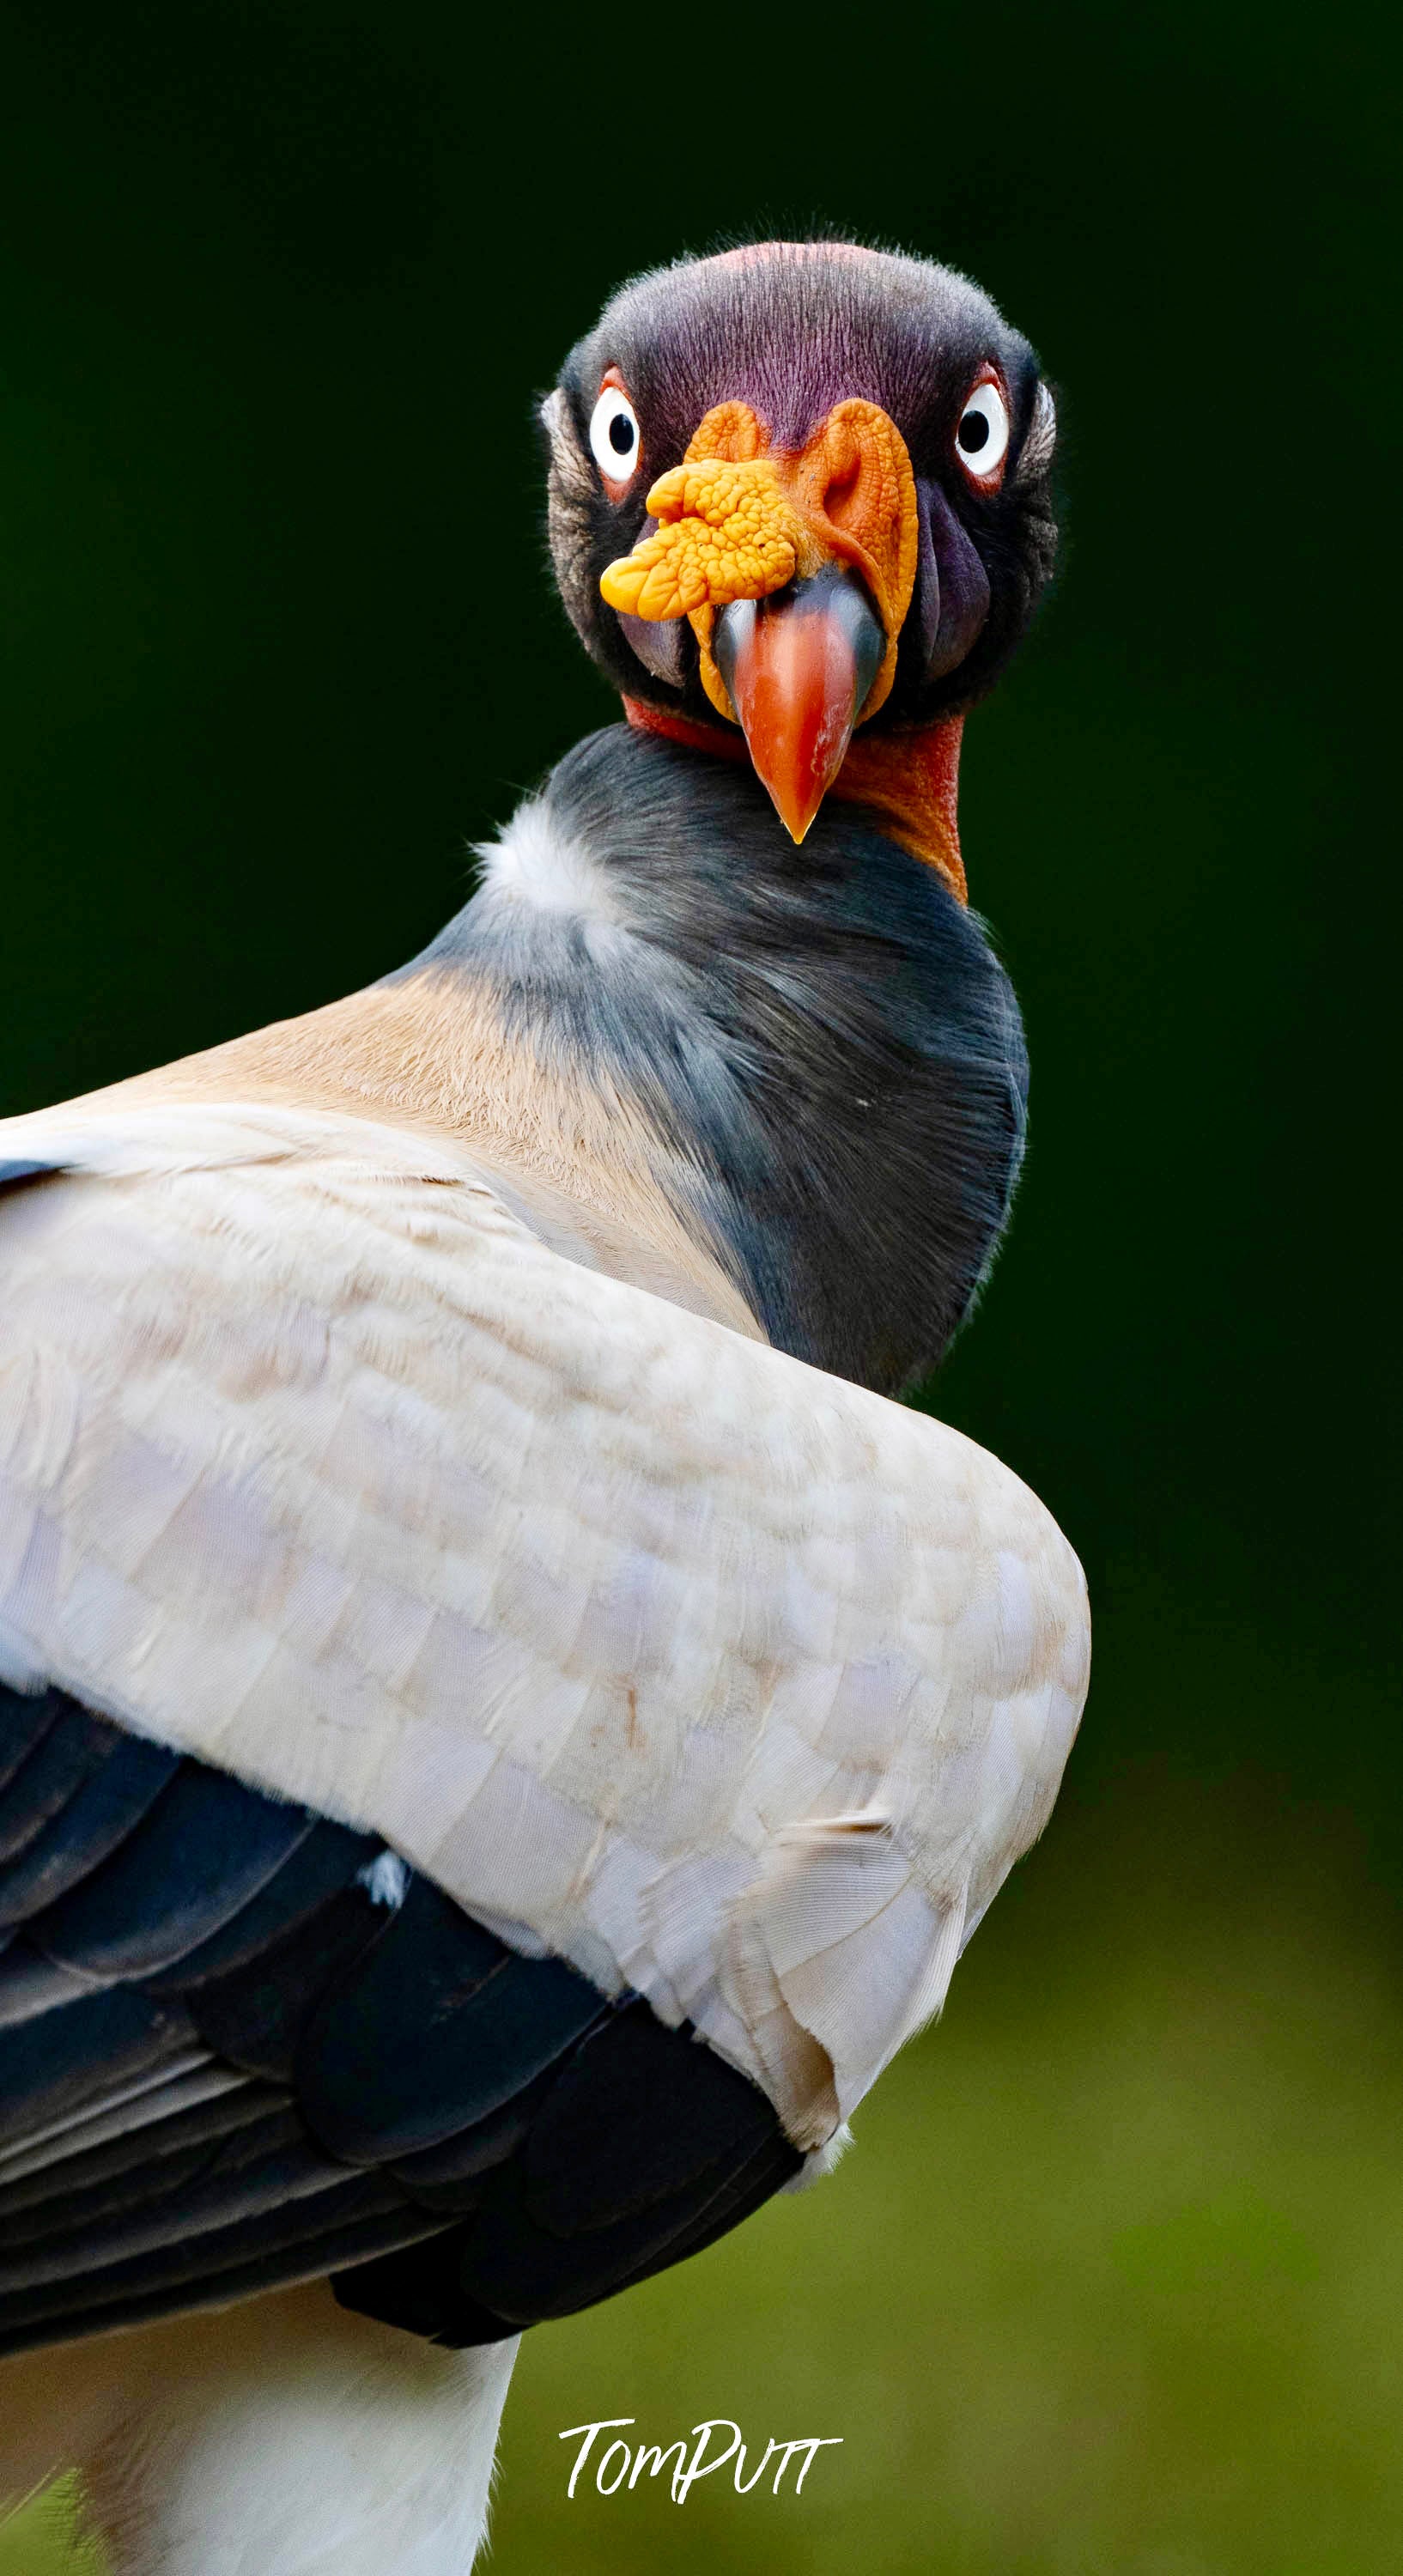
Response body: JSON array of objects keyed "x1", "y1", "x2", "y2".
[
  {"x1": 357, "y1": 1850, "x2": 409, "y2": 1910},
  {"x1": 477, "y1": 800, "x2": 624, "y2": 934},
  {"x1": 782, "y1": 2123, "x2": 854, "y2": 2194}
]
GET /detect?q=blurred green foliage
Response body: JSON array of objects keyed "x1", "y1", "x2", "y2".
[
  {"x1": 0, "y1": 2483, "x2": 98, "y2": 2576},
  {"x1": 0, "y1": 0, "x2": 1394, "y2": 2566}
]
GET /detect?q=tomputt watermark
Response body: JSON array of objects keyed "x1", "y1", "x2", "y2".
[{"x1": 560, "y1": 2416, "x2": 843, "y2": 2503}]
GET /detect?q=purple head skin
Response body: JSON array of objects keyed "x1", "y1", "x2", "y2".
[{"x1": 542, "y1": 241, "x2": 1058, "y2": 732}]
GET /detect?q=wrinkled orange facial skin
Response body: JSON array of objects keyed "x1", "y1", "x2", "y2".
[
  {"x1": 598, "y1": 454, "x2": 820, "y2": 623},
  {"x1": 600, "y1": 398, "x2": 920, "y2": 727}
]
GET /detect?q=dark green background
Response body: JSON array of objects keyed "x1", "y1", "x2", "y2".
[{"x1": 1, "y1": 5, "x2": 1395, "y2": 2570}]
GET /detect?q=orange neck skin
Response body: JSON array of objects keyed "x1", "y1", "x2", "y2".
[{"x1": 622, "y1": 696, "x2": 967, "y2": 906}]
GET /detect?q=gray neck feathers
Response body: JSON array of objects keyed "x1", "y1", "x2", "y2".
[{"x1": 411, "y1": 725, "x2": 1028, "y2": 1397}]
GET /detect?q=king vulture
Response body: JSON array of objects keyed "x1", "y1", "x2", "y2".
[{"x1": 0, "y1": 240, "x2": 1086, "y2": 2575}]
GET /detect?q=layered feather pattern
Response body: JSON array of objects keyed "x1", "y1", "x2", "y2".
[{"x1": 0, "y1": 1099, "x2": 1087, "y2": 2153}]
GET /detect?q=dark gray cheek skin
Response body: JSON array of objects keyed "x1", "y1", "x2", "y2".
[
  {"x1": 617, "y1": 609, "x2": 689, "y2": 690},
  {"x1": 914, "y1": 477, "x2": 992, "y2": 677}
]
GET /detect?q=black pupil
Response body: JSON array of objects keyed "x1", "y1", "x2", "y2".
[
  {"x1": 958, "y1": 410, "x2": 990, "y2": 453},
  {"x1": 609, "y1": 413, "x2": 635, "y2": 456}
]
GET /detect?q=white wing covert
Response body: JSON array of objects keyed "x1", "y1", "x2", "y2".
[{"x1": 0, "y1": 1098, "x2": 1088, "y2": 2155}]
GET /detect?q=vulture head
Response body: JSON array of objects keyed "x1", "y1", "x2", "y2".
[{"x1": 543, "y1": 240, "x2": 1058, "y2": 854}]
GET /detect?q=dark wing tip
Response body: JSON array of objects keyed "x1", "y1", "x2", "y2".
[{"x1": 1, "y1": 1686, "x2": 800, "y2": 2355}]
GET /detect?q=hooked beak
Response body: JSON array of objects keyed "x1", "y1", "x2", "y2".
[
  {"x1": 599, "y1": 396, "x2": 920, "y2": 843},
  {"x1": 713, "y1": 564, "x2": 886, "y2": 845}
]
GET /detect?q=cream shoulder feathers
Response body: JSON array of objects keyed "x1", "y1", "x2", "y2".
[{"x1": 0, "y1": 1096, "x2": 1088, "y2": 2151}]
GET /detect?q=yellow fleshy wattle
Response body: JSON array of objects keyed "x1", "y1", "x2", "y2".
[
  {"x1": 599, "y1": 393, "x2": 919, "y2": 728},
  {"x1": 599, "y1": 457, "x2": 822, "y2": 623}
]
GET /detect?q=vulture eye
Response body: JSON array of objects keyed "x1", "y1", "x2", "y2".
[
  {"x1": 589, "y1": 386, "x2": 642, "y2": 486},
  {"x1": 954, "y1": 380, "x2": 1011, "y2": 485}
]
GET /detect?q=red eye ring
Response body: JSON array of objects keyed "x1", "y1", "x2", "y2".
[
  {"x1": 953, "y1": 365, "x2": 1011, "y2": 492},
  {"x1": 591, "y1": 368, "x2": 643, "y2": 500}
]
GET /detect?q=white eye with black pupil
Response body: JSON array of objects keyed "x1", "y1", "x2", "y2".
[
  {"x1": 589, "y1": 387, "x2": 641, "y2": 483},
  {"x1": 955, "y1": 380, "x2": 1010, "y2": 480}
]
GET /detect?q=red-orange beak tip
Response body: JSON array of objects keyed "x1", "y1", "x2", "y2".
[{"x1": 714, "y1": 567, "x2": 886, "y2": 847}]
